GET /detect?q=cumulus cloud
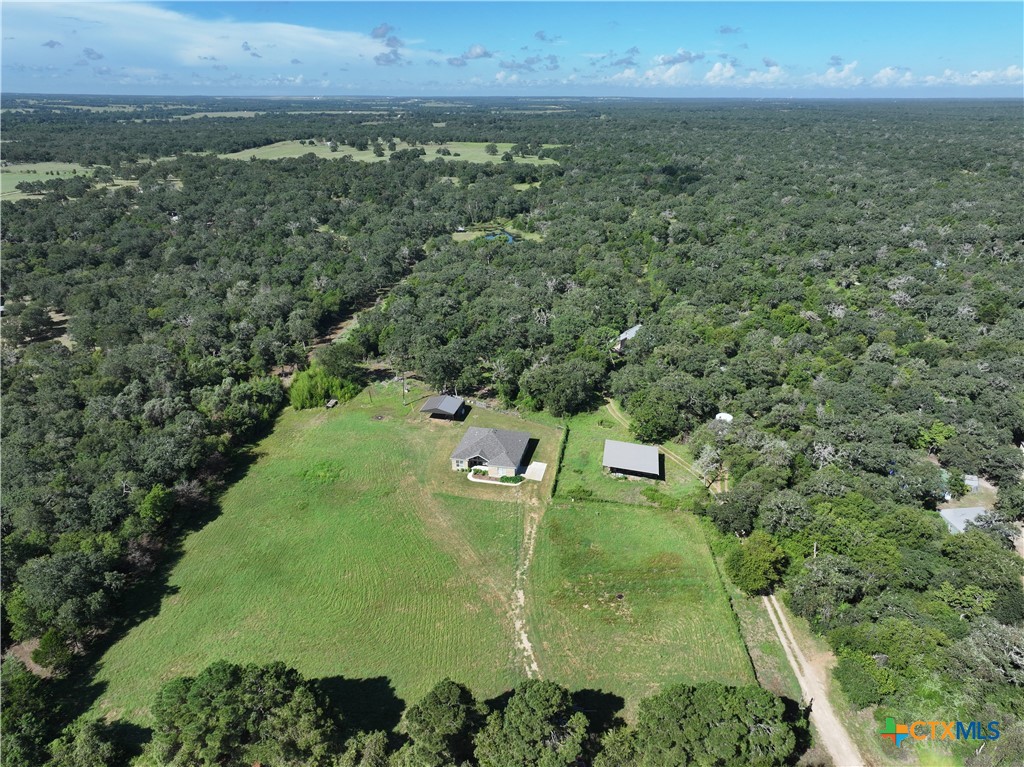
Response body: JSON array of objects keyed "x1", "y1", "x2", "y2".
[
  {"x1": 828, "y1": 55, "x2": 843, "y2": 67},
  {"x1": 499, "y1": 54, "x2": 559, "y2": 72},
  {"x1": 922, "y1": 64, "x2": 1023, "y2": 86},
  {"x1": 871, "y1": 66, "x2": 913, "y2": 87},
  {"x1": 241, "y1": 41, "x2": 252, "y2": 51},
  {"x1": 763, "y1": 57, "x2": 777, "y2": 68},
  {"x1": 448, "y1": 44, "x2": 494, "y2": 67},
  {"x1": 743, "y1": 65, "x2": 786, "y2": 85},
  {"x1": 384, "y1": 35, "x2": 403, "y2": 49},
  {"x1": 463, "y1": 44, "x2": 493, "y2": 60},
  {"x1": 809, "y1": 61, "x2": 863, "y2": 87},
  {"x1": 198, "y1": 55, "x2": 218, "y2": 61},
  {"x1": 290, "y1": 58, "x2": 302, "y2": 65},
  {"x1": 374, "y1": 49, "x2": 402, "y2": 66},
  {"x1": 655, "y1": 48, "x2": 704, "y2": 65},
  {"x1": 82, "y1": 46, "x2": 103, "y2": 60},
  {"x1": 718, "y1": 25, "x2": 741, "y2": 34},
  {"x1": 371, "y1": 23, "x2": 394, "y2": 39},
  {"x1": 41, "y1": 39, "x2": 62, "y2": 48},
  {"x1": 704, "y1": 61, "x2": 736, "y2": 83}
]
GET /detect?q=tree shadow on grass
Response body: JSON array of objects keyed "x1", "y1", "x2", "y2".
[
  {"x1": 573, "y1": 688, "x2": 626, "y2": 736},
  {"x1": 318, "y1": 675, "x2": 405, "y2": 736},
  {"x1": 47, "y1": 444, "x2": 267, "y2": 749},
  {"x1": 108, "y1": 721, "x2": 153, "y2": 762}
]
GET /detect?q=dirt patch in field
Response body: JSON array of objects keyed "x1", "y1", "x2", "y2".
[{"x1": 6, "y1": 639, "x2": 52, "y2": 678}]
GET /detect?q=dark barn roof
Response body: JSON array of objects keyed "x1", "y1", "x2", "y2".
[
  {"x1": 451, "y1": 427, "x2": 531, "y2": 468},
  {"x1": 602, "y1": 439, "x2": 660, "y2": 477},
  {"x1": 420, "y1": 395, "x2": 465, "y2": 416}
]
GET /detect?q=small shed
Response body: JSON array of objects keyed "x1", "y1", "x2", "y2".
[
  {"x1": 603, "y1": 439, "x2": 661, "y2": 480},
  {"x1": 939, "y1": 507, "x2": 987, "y2": 534},
  {"x1": 964, "y1": 474, "x2": 980, "y2": 491},
  {"x1": 420, "y1": 395, "x2": 465, "y2": 419},
  {"x1": 715, "y1": 412, "x2": 734, "y2": 423},
  {"x1": 325, "y1": 399, "x2": 338, "y2": 409},
  {"x1": 613, "y1": 324, "x2": 642, "y2": 352}
]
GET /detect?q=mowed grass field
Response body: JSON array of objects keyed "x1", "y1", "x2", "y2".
[
  {"x1": 531, "y1": 406, "x2": 754, "y2": 716},
  {"x1": 218, "y1": 139, "x2": 558, "y2": 165},
  {"x1": 91, "y1": 383, "x2": 562, "y2": 725},
  {"x1": 528, "y1": 502, "x2": 755, "y2": 715},
  {"x1": 557, "y1": 407, "x2": 702, "y2": 506}
]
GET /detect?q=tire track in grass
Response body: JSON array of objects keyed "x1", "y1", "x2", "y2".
[
  {"x1": 764, "y1": 595, "x2": 865, "y2": 767},
  {"x1": 513, "y1": 500, "x2": 543, "y2": 677}
]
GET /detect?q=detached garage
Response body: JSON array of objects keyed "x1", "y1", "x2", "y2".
[{"x1": 602, "y1": 439, "x2": 662, "y2": 480}]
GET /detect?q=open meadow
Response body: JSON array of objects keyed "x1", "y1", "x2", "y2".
[
  {"x1": 218, "y1": 139, "x2": 558, "y2": 165},
  {"x1": 528, "y1": 500, "x2": 755, "y2": 716},
  {"x1": 0, "y1": 162, "x2": 94, "y2": 201},
  {"x1": 90, "y1": 382, "x2": 562, "y2": 725},
  {"x1": 89, "y1": 380, "x2": 756, "y2": 728}
]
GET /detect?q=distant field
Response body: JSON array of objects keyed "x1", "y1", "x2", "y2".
[
  {"x1": 219, "y1": 139, "x2": 558, "y2": 166},
  {"x1": 1, "y1": 162, "x2": 94, "y2": 201},
  {"x1": 451, "y1": 221, "x2": 543, "y2": 243},
  {"x1": 528, "y1": 501, "x2": 755, "y2": 715},
  {"x1": 90, "y1": 383, "x2": 562, "y2": 725},
  {"x1": 176, "y1": 111, "x2": 264, "y2": 119},
  {"x1": 556, "y1": 407, "x2": 700, "y2": 506}
]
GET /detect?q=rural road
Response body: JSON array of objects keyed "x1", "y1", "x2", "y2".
[{"x1": 764, "y1": 595, "x2": 866, "y2": 767}]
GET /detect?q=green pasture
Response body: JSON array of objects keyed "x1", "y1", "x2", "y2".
[
  {"x1": 91, "y1": 382, "x2": 562, "y2": 725},
  {"x1": 218, "y1": 139, "x2": 558, "y2": 166},
  {"x1": 528, "y1": 501, "x2": 756, "y2": 716},
  {"x1": 556, "y1": 407, "x2": 701, "y2": 506},
  {"x1": 0, "y1": 162, "x2": 94, "y2": 201}
]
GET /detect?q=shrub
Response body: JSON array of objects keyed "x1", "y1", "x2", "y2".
[
  {"x1": 31, "y1": 629, "x2": 74, "y2": 675},
  {"x1": 499, "y1": 476, "x2": 524, "y2": 484},
  {"x1": 562, "y1": 484, "x2": 593, "y2": 501}
]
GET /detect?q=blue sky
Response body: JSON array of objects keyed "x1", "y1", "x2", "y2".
[{"x1": 3, "y1": 2, "x2": 1022, "y2": 97}]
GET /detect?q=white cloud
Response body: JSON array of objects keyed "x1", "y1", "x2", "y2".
[
  {"x1": 3, "y1": 2, "x2": 399, "y2": 74},
  {"x1": 871, "y1": 66, "x2": 914, "y2": 87},
  {"x1": 742, "y1": 65, "x2": 786, "y2": 85},
  {"x1": 807, "y1": 61, "x2": 863, "y2": 87},
  {"x1": 704, "y1": 61, "x2": 735, "y2": 84},
  {"x1": 922, "y1": 65, "x2": 1023, "y2": 86}
]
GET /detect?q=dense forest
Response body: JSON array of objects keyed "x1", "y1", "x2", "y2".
[{"x1": 1, "y1": 96, "x2": 1022, "y2": 766}]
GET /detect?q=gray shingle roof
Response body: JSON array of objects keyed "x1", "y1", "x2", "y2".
[
  {"x1": 420, "y1": 395, "x2": 464, "y2": 416},
  {"x1": 602, "y1": 439, "x2": 660, "y2": 475},
  {"x1": 939, "y1": 507, "x2": 987, "y2": 534},
  {"x1": 451, "y1": 427, "x2": 531, "y2": 468}
]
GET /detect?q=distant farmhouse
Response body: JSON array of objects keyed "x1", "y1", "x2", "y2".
[
  {"x1": 940, "y1": 507, "x2": 987, "y2": 534},
  {"x1": 613, "y1": 324, "x2": 642, "y2": 352},
  {"x1": 451, "y1": 427, "x2": 531, "y2": 477},
  {"x1": 603, "y1": 439, "x2": 661, "y2": 480},
  {"x1": 420, "y1": 394, "x2": 465, "y2": 419}
]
